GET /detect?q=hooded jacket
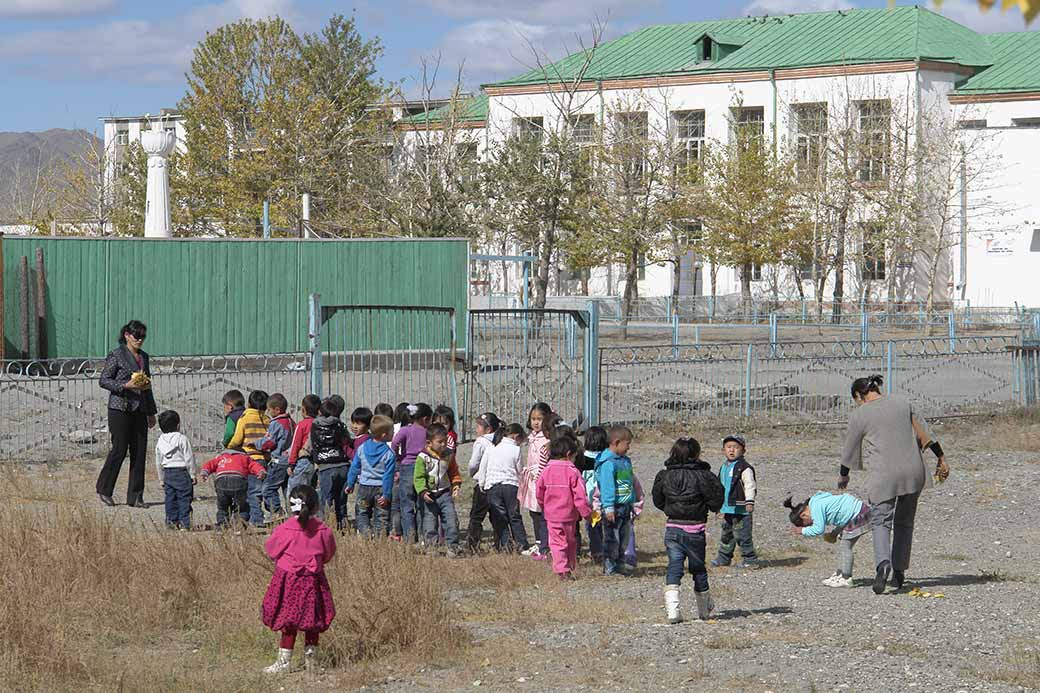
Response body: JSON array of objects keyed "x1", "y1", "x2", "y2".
[
  {"x1": 595, "y1": 449, "x2": 635, "y2": 513},
  {"x1": 311, "y1": 415, "x2": 349, "y2": 468},
  {"x1": 652, "y1": 458, "x2": 725, "y2": 525},
  {"x1": 200, "y1": 450, "x2": 266, "y2": 481},
  {"x1": 154, "y1": 431, "x2": 196, "y2": 483},
  {"x1": 413, "y1": 448, "x2": 462, "y2": 495},
  {"x1": 255, "y1": 413, "x2": 295, "y2": 466},
  {"x1": 536, "y1": 458, "x2": 592, "y2": 523},
  {"x1": 347, "y1": 438, "x2": 397, "y2": 499}
]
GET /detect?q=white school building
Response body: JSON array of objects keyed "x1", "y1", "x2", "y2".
[{"x1": 401, "y1": 6, "x2": 1040, "y2": 308}]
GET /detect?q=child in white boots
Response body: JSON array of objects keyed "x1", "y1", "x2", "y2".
[{"x1": 651, "y1": 437, "x2": 725, "y2": 623}]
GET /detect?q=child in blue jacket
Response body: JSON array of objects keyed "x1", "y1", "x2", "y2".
[
  {"x1": 786, "y1": 491, "x2": 871, "y2": 588},
  {"x1": 254, "y1": 393, "x2": 295, "y2": 518},
  {"x1": 346, "y1": 415, "x2": 397, "y2": 538},
  {"x1": 595, "y1": 425, "x2": 635, "y2": 576}
]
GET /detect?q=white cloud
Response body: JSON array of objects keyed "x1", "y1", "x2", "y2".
[
  {"x1": 928, "y1": 0, "x2": 1038, "y2": 33},
  {"x1": 416, "y1": 0, "x2": 655, "y2": 24},
  {"x1": 0, "y1": 0, "x2": 306, "y2": 85},
  {"x1": 742, "y1": 0, "x2": 853, "y2": 15},
  {"x1": 0, "y1": 0, "x2": 116, "y2": 18}
]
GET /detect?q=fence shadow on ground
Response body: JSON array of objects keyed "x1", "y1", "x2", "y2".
[{"x1": 714, "y1": 605, "x2": 795, "y2": 621}]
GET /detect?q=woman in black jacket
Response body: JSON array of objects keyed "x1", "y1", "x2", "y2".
[
  {"x1": 96, "y1": 320, "x2": 157, "y2": 507},
  {"x1": 652, "y1": 437, "x2": 725, "y2": 624}
]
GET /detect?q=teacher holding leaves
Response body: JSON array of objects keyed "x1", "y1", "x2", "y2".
[{"x1": 96, "y1": 320, "x2": 157, "y2": 507}]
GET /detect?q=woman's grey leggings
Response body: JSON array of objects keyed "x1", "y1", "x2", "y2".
[{"x1": 870, "y1": 492, "x2": 920, "y2": 571}]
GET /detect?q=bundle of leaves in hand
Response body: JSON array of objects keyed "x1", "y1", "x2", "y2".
[{"x1": 129, "y1": 371, "x2": 151, "y2": 390}]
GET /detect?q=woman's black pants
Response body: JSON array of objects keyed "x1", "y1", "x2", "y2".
[{"x1": 96, "y1": 409, "x2": 148, "y2": 504}]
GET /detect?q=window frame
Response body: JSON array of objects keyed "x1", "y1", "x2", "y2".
[
  {"x1": 730, "y1": 106, "x2": 765, "y2": 150},
  {"x1": 861, "y1": 224, "x2": 887, "y2": 281},
  {"x1": 671, "y1": 109, "x2": 706, "y2": 180},
  {"x1": 856, "y1": 99, "x2": 891, "y2": 183},
  {"x1": 792, "y1": 102, "x2": 827, "y2": 182}
]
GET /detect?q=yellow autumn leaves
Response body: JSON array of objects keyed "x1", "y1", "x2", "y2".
[{"x1": 894, "y1": 0, "x2": 1040, "y2": 23}]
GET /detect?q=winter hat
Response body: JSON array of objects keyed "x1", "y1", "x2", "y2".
[{"x1": 722, "y1": 434, "x2": 746, "y2": 450}]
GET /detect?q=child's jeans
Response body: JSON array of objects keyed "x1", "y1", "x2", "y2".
[
  {"x1": 398, "y1": 466, "x2": 418, "y2": 542},
  {"x1": 318, "y1": 466, "x2": 349, "y2": 530},
  {"x1": 664, "y1": 526, "x2": 709, "y2": 592},
  {"x1": 263, "y1": 462, "x2": 289, "y2": 514},
  {"x1": 528, "y1": 510, "x2": 548, "y2": 551},
  {"x1": 162, "y1": 467, "x2": 193, "y2": 529},
  {"x1": 287, "y1": 458, "x2": 316, "y2": 495},
  {"x1": 625, "y1": 523, "x2": 638, "y2": 566},
  {"x1": 602, "y1": 505, "x2": 634, "y2": 574},
  {"x1": 214, "y1": 475, "x2": 249, "y2": 528},
  {"x1": 486, "y1": 483, "x2": 529, "y2": 551},
  {"x1": 247, "y1": 470, "x2": 266, "y2": 526},
  {"x1": 546, "y1": 520, "x2": 578, "y2": 575},
  {"x1": 716, "y1": 512, "x2": 757, "y2": 564},
  {"x1": 422, "y1": 490, "x2": 459, "y2": 548},
  {"x1": 355, "y1": 485, "x2": 390, "y2": 538}
]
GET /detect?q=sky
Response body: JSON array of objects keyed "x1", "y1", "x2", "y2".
[{"x1": 0, "y1": 0, "x2": 1036, "y2": 134}]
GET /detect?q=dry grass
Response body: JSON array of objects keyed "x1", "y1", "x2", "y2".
[
  {"x1": 705, "y1": 634, "x2": 752, "y2": 650},
  {"x1": 0, "y1": 481, "x2": 471, "y2": 691},
  {"x1": 988, "y1": 643, "x2": 1040, "y2": 689}
]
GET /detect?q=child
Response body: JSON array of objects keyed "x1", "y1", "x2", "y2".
[
  {"x1": 652, "y1": 437, "x2": 725, "y2": 623},
  {"x1": 221, "y1": 389, "x2": 246, "y2": 449},
  {"x1": 579, "y1": 425, "x2": 608, "y2": 563},
  {"x1": 228, "y1": 389, "x2": 272, "y2": 526},
  {"x1": 287, "y1": 394, "x2": 321, "y2": 495},
  {"x1": 261, "y1": 485, "x2": 336, "y2": 675},
  {"x1": 596, "y1": 425, "x2": 636, "y2": 576},
  {"x1": 414, "y1": 423, "x2": 463, "y2": 554},
  {"x1": 536, "y1": 432, "x2": 592, "y2": 580},
  {"x1": 484, "y1": 423, "x2": 530, "y2": 552},
  {"x1": 392, "y1": 403, "x2": 432, "y2": 543},
  {"x1": 389, "y1": 401, "x2": 412, "y2": 539},
  {"x1": 346, "y1": 407, "x2": 373, "y2": 461},
  {"x1": 200, "y1": 448, "x2": 267, "y2": 528},
  {"x1": 311, "y1": 397, "x2": 350, "y2": 530},
  {"x1": 712, "y1": 435, "x2": 759, "y2": 569},
  {"x1": 373, "y1": 402, "x2": 394, "y2": 420},
  {"x1": 785, "y1": 492, "x2": 871, "y2": 588},
  {"x1": 466, "y1": 412, "x2": 500, "y2": 552},
  {"x1": 256, "y1": 393, "x2": 296, "y2": 518},
  {"x1": 154, "y1": 409, "x2": 197, "y2": 530},
  {"x1": 518, "y1": 402, "x2": 553, "y2": 559},
  {"x1": 346, "y1": 415, "x2": 396, "y2": 538}
]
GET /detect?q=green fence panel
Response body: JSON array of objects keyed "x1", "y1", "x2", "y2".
[{"x1": 2, "y1": 236, "x2": 469, "y2": 358}]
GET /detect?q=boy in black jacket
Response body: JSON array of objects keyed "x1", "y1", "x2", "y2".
[
  {"x1": 652, "y1": 437, "x2": 725, "y2": 624},
  {"x1": 311, "y1": 396, "x2": 350, "y2": 530}
]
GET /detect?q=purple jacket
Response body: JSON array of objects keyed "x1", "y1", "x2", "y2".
[{"x1": 392, "y1": 424, "x2": 427, "y2": 467}]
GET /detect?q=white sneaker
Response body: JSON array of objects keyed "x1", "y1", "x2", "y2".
[
  {"x1": 521, "y1": 544, "x2": 541, "y2": 557},
  {"x1": 822, "y1": 573, "x2": 854, "y2": 588},
  {"x1": 820, "y1": 571, "x2": 842, "y2": 585},
  {"x1": 263, "y1": 648, "x2": 293, "y2": 674}
]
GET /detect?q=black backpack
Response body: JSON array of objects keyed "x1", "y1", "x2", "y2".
[{"x1": 311, "y1": 418, "x2": 345, "y2": 464}]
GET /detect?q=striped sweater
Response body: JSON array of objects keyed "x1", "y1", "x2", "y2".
[{"x1": 227, "y1": 407, "x2": 271, "y2": 465}]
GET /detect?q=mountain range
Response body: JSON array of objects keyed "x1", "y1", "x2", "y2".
[{"x1": 0, "y1": 129, "x2": 100, "y2": 224}]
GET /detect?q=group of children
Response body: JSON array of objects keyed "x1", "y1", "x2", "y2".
[{"x1": 149, "y1": 390, "x2": 876, "y2": 673}]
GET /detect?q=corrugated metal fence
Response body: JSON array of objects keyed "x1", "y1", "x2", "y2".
[{"x1": 0, "y1": 236, "x2": 468, "y2": 359}]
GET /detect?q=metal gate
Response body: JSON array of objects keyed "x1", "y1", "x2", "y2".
[
  {"x1": 464, "y1": 309, "x2": 593, "y2": 438},
  {"x1": 309, "y1": 296, "x2": 459, "y2": 415}
]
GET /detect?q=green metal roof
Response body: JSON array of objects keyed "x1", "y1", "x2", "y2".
[
  {"x1": 487, "y1": 6, "x2": 995, "y2": 87},
  {"x1": 398, "y1": 94, "x2": 488, "y2": 126},
  {"x1": 953, "y1": 32, "x2": 1040, "y2": 94},
  {"x1": 697, "y1": 31, "x2": 750, "y2": 46}
]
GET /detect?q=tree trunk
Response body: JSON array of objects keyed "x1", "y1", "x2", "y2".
[
  {"x1": 621, "y1": 248, "x2": 640, "y2": 340},
  {"x1": 710, "y1": 264, "x2": 718, "y2": 321},
  {"x1": 740, "y1": 262, "x2": 753, "y2": 318},
  {"x1": 580, "y1": 270, "x2": 589, "y2": 297},
  {"x1": 532, "y1": 227, "x2": 553, "y2": 311},
  {"x1": 832, "y1": 206, "x2": 848, "y2": 324},
  {"x1": 671, "y1": 254, "x2": 682, "y2": 316}
]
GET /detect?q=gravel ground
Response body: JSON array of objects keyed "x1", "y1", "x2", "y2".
[{"x1": 27, "y1": 417, "x2": 1040, "y2": 692}]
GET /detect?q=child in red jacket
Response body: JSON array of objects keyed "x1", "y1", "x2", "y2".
[
  {"x1": 200, "y1": 449, "x2": 266, "y2": 528},
  {"x1": 535, "y1": 432, "x2": 592, "y2": 580}
]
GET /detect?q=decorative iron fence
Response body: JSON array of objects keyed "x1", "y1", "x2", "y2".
[{"x1": 0, "y1": 353, "x2": 311, "y2": 462}]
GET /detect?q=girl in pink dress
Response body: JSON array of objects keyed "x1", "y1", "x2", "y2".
[
  {"x1": 261, "y1": 484, "x2": 336, "y2": 674},
  {"x1": 518, "y1": 402, "x2": 553, "y2": 559}
]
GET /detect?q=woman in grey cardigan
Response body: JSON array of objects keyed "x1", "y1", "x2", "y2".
[
  {"x1": 839, "y1": 375, "x2": 949, "y2": 595},
  {"x1": 96, "y1": 320, "x2": 157, "y2": 507}
]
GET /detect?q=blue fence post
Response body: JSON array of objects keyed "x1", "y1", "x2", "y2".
[
  {"x1": 522, "y1": 261, "x2": 530, "y2": 310},
  {"x1": 769, "y1": 312, "x2": 778, "y2": 357},
  {"x1": 801, "y1": 298, "x2": 807, "y2": 324},
  {"x1": 694, "y1": 324, "x2": 701, "y2": 345},
  {"x1": 918, "y1": 302, "x2": 925, "y2": 329},
  {"x1": 262, "y1": 200, "x2": 271, "y2": 239},
  {"x1": 743, "y1": 344, "x2": 753, "y2": 418},
  {"x1": 308, "y1": 292, "x2": 322, "y2": 398},
  {"x1": 1033, "y1": 313, "x2": 1040, "y2": 341},
  {"x1": 948, "y1": 310, "x2": 956, "y2": 353},
  {"x1": 965, "y1": 299, "x2": 971, "y2": 329},
  {"x1": 671, "y1": 312, "x2": 680, "y2": 358},
  {"x1": 709, "y1": 295, "x2": 715, "y2": 324},
  {"x1": 885, "y1": 340, "x2": 894, "y2": 394},
  {"x1": 584, "y1": 300, "x2": 601, "y2": 426},
  {"x1": 860, "y1": 311, "x2": 869, "y2": 355},
  {"x1": 567, "y1": 318, "x2": 576, "y2": 360}
]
